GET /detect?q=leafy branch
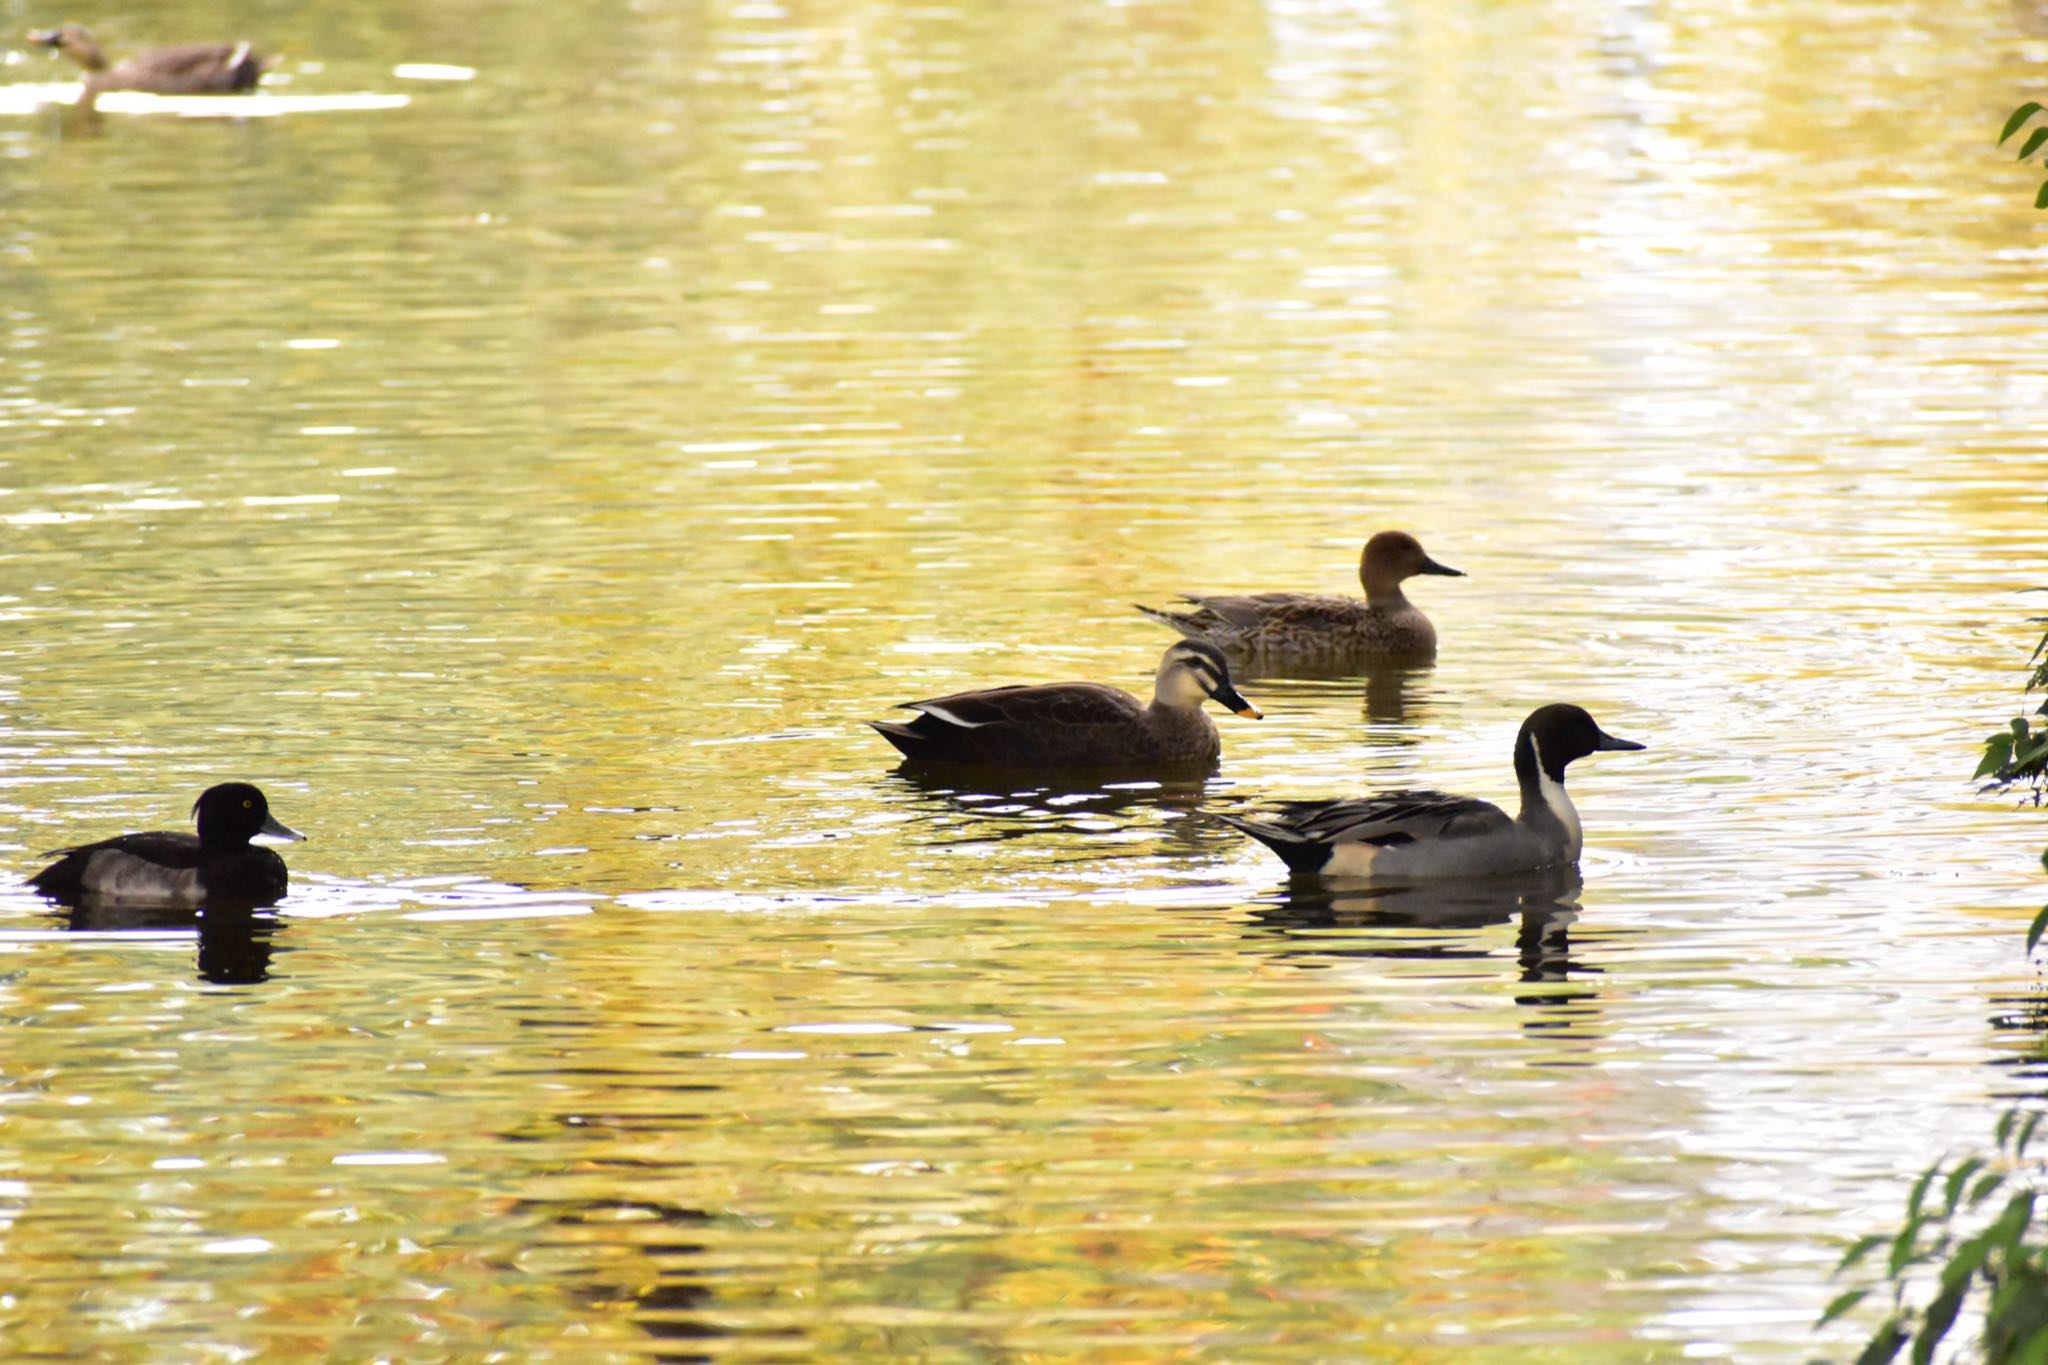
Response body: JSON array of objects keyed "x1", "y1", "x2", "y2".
[{"x1": 2001, "y1": 104, "x2": 2048, "y2": 209}]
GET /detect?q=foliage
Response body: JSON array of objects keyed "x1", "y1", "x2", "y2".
[
  {"x1": 1822, "y1": 1113, "x2": 2048, "y2": 1364},
  {"x1": 1975, "y1": 606, "x2": 2048, "y2": 952},
  {"x1": 2002, "y1": 104, "x2": 2048, "y2": 210},
  {"x1": 1823, "y1": 613, "x2": 2048, "y2": 1360}
]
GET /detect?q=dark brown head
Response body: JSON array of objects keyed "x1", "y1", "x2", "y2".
[
  {"x1": 29, "y1": 23, "x2": 106, "y2": 71},
  {"x1": 1359, "y1": 530, "x2": 1464, "y2": 597}
]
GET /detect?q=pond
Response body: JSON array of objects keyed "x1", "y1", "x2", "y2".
[{"x1": 2, "y1": 0, "x2": 2046, "y2": 1356}]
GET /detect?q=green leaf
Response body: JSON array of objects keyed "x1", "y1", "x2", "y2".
[
  {"x1": 2003, "y1": 102, "x2": 2045, "y2": 144},
  {"x1": 1840, "y1": 1231, "x2": 1892, "y2": 1270},
  {"x1": 2011, "y1": 1330, "x2": 2048, "y2": 1365},
  {"x1": 1911, "y1": 1275, "x2": 1966, "y2": 1365},
  {"x1": 1819, "y1": 1287, "x2": 1870, "y2": 1327},
  {"x1": 1907, "y1": 1165, "x2": 1940, "y2": 1221},
  {"x1": 1939, "y1": 1231, "x2": 1992, "y2": 1287},
  {"x1": 2028, "y1": 904, "x2": 2048, "y2": 956},
  {"x1": 2020, "y1": 126, "x2": 2048, "y2": 161},
  {"x1": 1986, "y1": 1191, "x2": 2038, "y2": 1252},
  {"x1": 1945, "y1": 1157, "x2": 1989, "y2": 1214},
  {"x1": 1971, "y1": 1171, "x2": 2007, "y2": 1207},
  {"x1": 2036, "y1": 179, "x2": 2048, "y2": 211},
  {"x1": 1889, "y1": 1213, "x2": 1930, "y2": 1276},
  {"x1": 2000, "y1": 1110, "x2": 2019, "y2": 1145},
  {"x1": 1980, "y1": 733, "x2": 2015, "y2": 777},
  {"x1": 2021, "y1": 1110, "x2": 2046, "y2": 1157},
  {"x1": 1855, "y1": 1320, "x2": 1911, "y2": 1365}
]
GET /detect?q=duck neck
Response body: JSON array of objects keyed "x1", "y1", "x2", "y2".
[
  {"x1": 69, "y1": 36, "x2": 109, "y2": 72},
  {"x1": 1151, "y1": 667, "x2": 1204, "y2": 713},
  {"x1": 1514, "y1": 730, "x2": 1583, "y2": 858}
]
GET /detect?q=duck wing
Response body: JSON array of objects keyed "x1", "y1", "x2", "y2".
[
  {"x1": 902, "y1": 682, "x2": 1143, "y2": 731},
  {"x1": 27, "y1": 830, "x2": 201, "y2": 902},
  {"x1": 871, "y1": 682, "x2": 1149, "y2": 764},
  {"x1": 1178, "y1": 593, "x2": 1321, "y2": 628},
  {"x1": 107, "y1": 42, "x2": 266, "y2": 94},
  {"x1": 1266, "y1": 789, "x2": 1511, "y2": 847}
]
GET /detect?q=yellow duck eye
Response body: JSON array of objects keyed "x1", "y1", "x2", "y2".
[{"x1": 243, "y1": 799, "x2": 253, "y2": 809}]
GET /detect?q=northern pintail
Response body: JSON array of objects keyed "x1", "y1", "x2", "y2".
[
  {"x1": 1136, "y1": 530, "x2": 1463, "y2": 662},
  {"x1": 1216, "y1": 704, "x2": 1643, "y2": 879},
  {"x1": 27, "y1": 783, "x2": 306, "y2": 907},
  {"x1": 28, "y1": 24, "x2": 271, "y2": 102},
  {"x1": 870, "y1": 640, "x2": 1261, "y2": 770}
]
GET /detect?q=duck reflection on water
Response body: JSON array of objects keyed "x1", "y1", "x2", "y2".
[
  {"x1": 1247, "y1": 864, "x2": 1593, "y2": 987},
  {"x1": 59, "y1": 899, "x2": 286, "y2": 986},
  {"x1": 502, "y1": 1196, "x2": 734, "y2": 1363},
  {"x1": 882, "y1": 766, "x2": 1221, "y2": 858},
  {"x1": 1230, "y1": 658, "x2": 1436, "y2": 729}
]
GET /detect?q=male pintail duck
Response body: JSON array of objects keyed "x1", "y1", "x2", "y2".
[
  {"x1": 871, "y1": 640, "x2": 1261, "y2": 770},
  {"x1": 28, "y1": 23, "x2": 271, "y2": 101},
  {"x1": 1136, "y1": 530, "x2": 1463, "y2": 662},
  {"x1": 1217, "y1": 704, "x2": 1643, "y2": 879},
  {"x1": 27, "y1": 783, "x2": 305, "y2": 907}
]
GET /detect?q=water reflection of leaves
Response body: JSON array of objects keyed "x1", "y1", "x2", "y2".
[{"x1": 60, "y1": 900, "x2": 284, "y2": 986}]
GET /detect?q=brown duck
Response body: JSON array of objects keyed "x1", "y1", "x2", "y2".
[
  {"x1": 1136, "y1": 530, "x2": 1465, "y2": 666},
  {"x1": 29, "y1": 23, "x2": 270, "y2": 102},
  {"x1": 870, "y1": 640, "x2": 1262, "y2": 772}
]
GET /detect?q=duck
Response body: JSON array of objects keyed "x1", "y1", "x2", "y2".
[
  {"x1": 870, "y1": 639, "x2": 1262, "y2": 770},
  {"x1": 28, "y1": 23, "x2": 271, "y2": 101},
  {"x1": 26, "y1": 782, "x2": 305, "y2": 907},
  {"x1": 1216, "y1": 703, "x2": 1643, "y2": 879},
  {"x1": 1136, "y1": 530, "x2": 1464, "y2": 663}
]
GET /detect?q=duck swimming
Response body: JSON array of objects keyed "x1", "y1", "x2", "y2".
[
  {"x1": 1136, "y1": 530, "x2": 1463, "y2": 664},
  {"x1": 1217, "y1": 704, "x2": 1643, "y2": 879},
  {"x1": 26, "y1": 783, "x2": 305, "y2": 907},
  {"x1": 28, "y1": 23, "x2": 271, "y2": 101},
  {"x1": 870, "y1": 640, "x2": 1261, "y2": 771}
]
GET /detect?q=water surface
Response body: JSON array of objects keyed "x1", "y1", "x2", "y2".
[{"x1": 3, "y1": 0, "x2": 2047, "y2": 1356}]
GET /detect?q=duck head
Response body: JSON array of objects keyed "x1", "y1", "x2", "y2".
[
  {"x1": 1359, "y1": 530, "x2": 1463, "y2": 597},
  {"x1": 29, "y1": 23, "x2": 107, "y2": 71},
  {"x1": 1155, "y1": 640, "x2": 1262, "y2": 718},
  {"x1": 193, "y1": 783, "x2": 306, "y2": 849},
  {"x1": 1514, "y1": 704, "x2": 1645, "y2": 787}
]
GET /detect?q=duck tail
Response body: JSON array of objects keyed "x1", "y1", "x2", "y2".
[
  {"x1": 867, "y1": 720, "x2": 924, "y2": 759},
  {"x1": 1212, "y1": 812, "x2": 1330, "y2": 875},
  {"x1": 1133, "y1": 603, "x2": 1199, "y2": 637}
]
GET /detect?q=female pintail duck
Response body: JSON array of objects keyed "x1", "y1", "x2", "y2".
[
  {"x1": 1136, "y1": 530, "x2": 1464, "y2": 662},
  {"x1": 870, "y1": 640, "x2": 1262, "y2": 770},
  {"x1": 28, "y1": 23, "x2": 271, "y2": 101},
  {"x1": 1217, "y1": 704, "x2": 1643, "y2": 879},
  {"x1": 27, "y1": 783, "x2": 305, "y2": 907}
]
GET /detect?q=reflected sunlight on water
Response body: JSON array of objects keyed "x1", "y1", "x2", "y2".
[{"x1": 1, "y1": 0, "x2": 2047, "y2": 1356}]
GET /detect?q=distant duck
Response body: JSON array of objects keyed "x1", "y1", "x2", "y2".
[
  {"x1": 26, "y1": 783, "x2": 305, "y2": 907},
  {"x1": 28, "y1": 23, "x2": 271, "y2": 101},
  {"x1": 1217, "y1": 704, "x2": 1643, "y2": 879},
  {"x1": 1136, "y1": 530, "x2": 1464, "y2": 664},
  {"x1": 870, "y1": 640, "x2": 1262, "y2": 771}
]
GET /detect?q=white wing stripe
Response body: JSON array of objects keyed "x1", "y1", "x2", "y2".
[{"x1": 911, "y1": 702, "x2": 990, "y2": 729}]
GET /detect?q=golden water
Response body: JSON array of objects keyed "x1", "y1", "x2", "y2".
[{"x1": 3, "y1": 0, "x2": 2046, "y2": 1355}]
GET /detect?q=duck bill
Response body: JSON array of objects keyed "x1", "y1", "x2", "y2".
[
  {"x1": 260, "y1": 815, "x2": 308, "y2": 843},
  {"x1": 1211, "y1": 682, "x2": 1262, "y2": 720},
  {"x1": 28, "y1": 28, "x2": 60, "y2": 47},
  {"x1": 1595, "y1": 731, "x2": 1645, "y2": 752},
  {"x1": 1419, "y1": 556, "x2": 1465, "y2": 577}
]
